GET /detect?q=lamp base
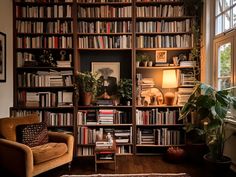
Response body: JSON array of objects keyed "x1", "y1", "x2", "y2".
[{"x1": 164, "y1": 92, "x2": 175, "y2": 105}]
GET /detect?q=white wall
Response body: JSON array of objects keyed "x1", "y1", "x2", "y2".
[{"x1": 0, "y1": 0, "x2": 13, "y2": 117}]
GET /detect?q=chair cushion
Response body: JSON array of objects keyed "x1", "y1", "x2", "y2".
[
  {"x1": 16, "y1": 122, "x2": 48, "y2": 147},
  {"x1": 31, "y1": 142, "x2": 68, "y2": 164}
]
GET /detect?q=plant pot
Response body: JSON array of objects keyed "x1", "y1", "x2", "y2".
[
  {"x1": 81, "y1": 92, "x2": 93, "y2": 106},
  {"x1": 203, "y1": 153, "x2": 232, "y2": 176},
  {"x1": 136, "y1": 61, "x2": 140, "y2": 67},
  {"x1": 148, "y1": 61, "x2": 153, "y2": 67}
]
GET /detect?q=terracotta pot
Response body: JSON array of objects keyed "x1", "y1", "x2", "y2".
[{"x1": 81, "y1": 92, "x2": 93, "y2": 106}]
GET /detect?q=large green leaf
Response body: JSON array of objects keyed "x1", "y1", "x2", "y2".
[
  {"x1": 196, "y1": 95, "x2": 215, "y2": 109},
  {"x1": 215, "y1": 101, "x2": 228, "y2": 120},
  {"x1": 216, "y1": 90, "x2": 230, "y2": 107}
]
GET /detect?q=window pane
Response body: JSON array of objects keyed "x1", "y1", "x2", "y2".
[
  {"x1": 216, "y1": 0, "x2": 223, "y2": 15},
  {"x1": 234, "y1": 6, "x2": 236, "y2": 27},
  {"x1": 224, "y1": 0, "x2": 231, "y2": 10},
  {"x1": 224, "y1": 10, "x2": 231, "y2": 31},
  {"x1": 217, "y1": 42, "x2": 231, "y2": 89},
  {"x1": 216, "y1": 16, "x2": 223, "y2": 34},
  {"x1": 233, "y1": 0, "x2": 236, "y2": 4}
]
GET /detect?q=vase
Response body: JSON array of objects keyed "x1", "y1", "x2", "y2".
[{"x1": 81, "y1": 92, "x2": 93, "y2": 106}]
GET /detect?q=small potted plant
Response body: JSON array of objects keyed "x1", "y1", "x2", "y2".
[
  {"x1": 75, "y1": 71, "x2": 100, "y2": 105},
  {"x1": 117, "y1": 78, "x2": 132, "y2": 105},
  {"x1": 180, "y1": 83, "x2": 236, "y2": 175}
]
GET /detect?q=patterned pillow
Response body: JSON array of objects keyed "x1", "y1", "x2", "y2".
[{"x1": 16, "y1": 122, "x2": 48, "y2": 147}]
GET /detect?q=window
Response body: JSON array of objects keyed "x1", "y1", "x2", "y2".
[
  {"x1": 215, "y1": 0, "x2": 236, "y2": 35},
  {"x1": 213, "y1": 0, "x2": 236, "y2": 91},
  {"x1": 214, "y1": 38, "x2": 233, "y2": 90}
]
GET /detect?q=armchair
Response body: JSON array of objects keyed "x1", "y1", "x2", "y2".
[{"x1": 0, "y1": 114, "x2": 74, "y2": 177}]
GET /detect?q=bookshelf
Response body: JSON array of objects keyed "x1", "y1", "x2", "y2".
[
  {"x1": 134, "y1": 0, "x2": 200, "y2": 154},
  {"x1": 12, "y1": 0, "x2": 75, "y2": 136},
  {"x1": 11, "y1": 0, "x2": 201, "y2": 157}
]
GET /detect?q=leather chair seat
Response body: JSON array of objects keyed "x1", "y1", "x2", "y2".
[{"x1": 31, "y1": 142, "x2": 68, "y2": 164}]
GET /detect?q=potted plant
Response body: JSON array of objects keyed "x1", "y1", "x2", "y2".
[
  {"x1": 75, "y1": 71, "x2": 100, "y2": 105},
  {"x1": 117, "y1": 78, "x2": 132, "y2": 105},
  {"x1": 136, "y1": 55, "x2": 142, "y2": 67},
  {"x1": 180, "y1": 83, "x2": 236, "y2": 174}
]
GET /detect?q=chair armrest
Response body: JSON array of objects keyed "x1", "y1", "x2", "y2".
[
  {"x1": 0, "y1": 138, "x2": 33, "y2": 177},
  {"x1": 48, "y1": 132, "x2": 74, "y2": 159}
]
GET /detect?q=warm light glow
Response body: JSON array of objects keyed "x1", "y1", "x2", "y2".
[{"x1": 162, "y1": 70, "x2": 178, "y2": 88}]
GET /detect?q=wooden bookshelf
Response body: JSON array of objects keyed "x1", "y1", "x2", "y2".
[{"x1": 12, "y1": 0, "x2": 201, "y2": 157}]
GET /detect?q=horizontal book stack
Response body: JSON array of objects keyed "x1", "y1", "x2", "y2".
[{"x1": 177, "y1": 87, "x2": 194, "y2": 105}]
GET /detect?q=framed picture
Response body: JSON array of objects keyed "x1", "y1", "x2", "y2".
[
  {"x1": 156, "y1": 50, "x2": 167, "y2": 63},
  {"x1": 91, "y1": 62, "x2": 120, "y2": 96},
  {"x1": 0, "y1": 32, "x2": 6, "y2": 82}
]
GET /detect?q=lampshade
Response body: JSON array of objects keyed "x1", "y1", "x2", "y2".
[
  {"x1": 162, "y1": 70, "x2": 178, "y2": 88},
  {"x1": 162, "y1": 70, "x2": 177, "y2": 105}
]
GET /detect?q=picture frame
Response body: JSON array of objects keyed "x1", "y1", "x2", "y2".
[
  {"x1": 156, "y1": 50, "x2": 167, "y2": 63},
  {"x1": 91, "y1": 62, "x2": 120, "y2": 97},
  {"x1": 91, "y1": 62, "x2": 120, "y2": 82},
  {"x1": 0, "y1": 32, "x2": 6, "y2": 82}
]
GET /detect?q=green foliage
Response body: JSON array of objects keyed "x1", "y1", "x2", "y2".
[
  {"x1": 180, "y1": 83, "x2": 236, "y2": 161},
  {"x1": 117, "y1": 78, "x2": 132, "y2": 100},
  {"x1": 76, "y1": 71, "x2": 101, "y2": 95},
  {"x1": 136, "y1": 54, "x2": 152, "y2": 62}
]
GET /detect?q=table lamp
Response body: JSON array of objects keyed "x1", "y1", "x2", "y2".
[{"x1": 162, "y1": 70, "x2": 178, "y2": 105}]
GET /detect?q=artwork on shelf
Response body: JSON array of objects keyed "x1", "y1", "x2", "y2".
[
  {"x1": 156, "y1": 50, "x2": 167, "y2": 63},
  {"x1": 0, "y1": 32, "x2": 6, "y2": 82},
  {"x1": 91, "y1": 62, "x2": 120, "y2": 98}
]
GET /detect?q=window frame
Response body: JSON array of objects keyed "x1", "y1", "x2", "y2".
[{"x1": 213, "y1": 31, "x2": 236, "y2": 89}]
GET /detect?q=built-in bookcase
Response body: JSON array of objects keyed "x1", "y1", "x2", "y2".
[
  {"x1": 11, "y1": 0, "x2": 201, "y2": 157},
  {"x1": 12, "y1": 0, "x2": 75, "y2": 137}
]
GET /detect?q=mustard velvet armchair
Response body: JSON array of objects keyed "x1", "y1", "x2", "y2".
[{"x1": 0, "y1": 114, "x2": 74, "y2": 177}]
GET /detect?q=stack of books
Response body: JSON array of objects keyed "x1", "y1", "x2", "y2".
[
  {"x1": 56, "y1": 60, "x2": 71, "y2": 68},
  {"x1": 97, "y1": 109, "x2": 114, "y2": 124},
  {"x1": 177, "y1": 87, "x2": 194, "y2": 105}
]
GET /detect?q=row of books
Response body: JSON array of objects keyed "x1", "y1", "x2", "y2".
[
  {"x1": 77, "y1": 110, "x2": 131, "y2": 125},
  {"x1": 77, "y1": 145, "x2": 132, "y2": 156},
  {"x1": 17, "y1": 91, "x2": 73, "y2": 107},
  {"x1": 16, "y1": 36, "x2": 73, "y2": 49},
  {"x1": 77, "y1": 35, "x2": 131, "y2": 49},
  {"x1": 77, "y1": 147, "x2": 94, "y2": 156},
  {"x1": 136, "y1": 5, "x2": 184, "y2": 18},
  {"x1": 16, "y1": 21, "x2": 73, "y2": 34},
  {"x1": 136, "y1": 34, "x2": 192, "y2": 48},
  {"x1": 11, "y1": 110, "x2": 43, "y2": 121},
  {"x1": 137, "y1": 128, "x2": 182, "y2": 145},
  {"x1": 45, "y1": 112, "x2": 73, "y2": 126},
  {"x1": 17, "y1": 70, "x2": 73, "y2": 87},
  {"x1": 137, "y1": 0, "x2": 182, "y2": 1},
  {"x1": 16, "y1": 0, "x2": 73, "y2": 3},
  {"x1": 77, "y1": 6, "x2": 132, "y2": 18},
  {"x1": 78, "y1": 0, "x2": 132, "y2": 2},
  {"x1": 136, "y1": 19, "x2": 191, "y2": 33},
  {"x1": 16, "y1": 5, "x2": 72, "y2": 18},
  {"x1": 77, "y1": 21, "x2": 132, "y2": 33},
  {"x1": 136, "y1": 109, "x2": 180, "y2": 125},
  {"x1": 77, "y1": 127, "x2": 132, "y2": 145}
]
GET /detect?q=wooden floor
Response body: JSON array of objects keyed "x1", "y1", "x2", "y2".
[{"x1": 1, "y1": 155, "x2": 236, "y2": 177}]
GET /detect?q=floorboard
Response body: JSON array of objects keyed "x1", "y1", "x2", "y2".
[{"x1": 1, "y1": 156, "x2": 235, "y2": 177}]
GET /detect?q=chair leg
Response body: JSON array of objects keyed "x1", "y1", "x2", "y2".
[{"x1": 68, "y1": 162, "x2": 72, "y2": 174}]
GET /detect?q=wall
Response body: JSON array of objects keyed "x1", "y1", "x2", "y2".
[{"x1": 0, "y1": 0, "x2": 13, "y2": 117}]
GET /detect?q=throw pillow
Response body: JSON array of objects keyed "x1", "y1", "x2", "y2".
[{"x1": 16, "y1": 122, "x2": 48, "y2": 147}]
